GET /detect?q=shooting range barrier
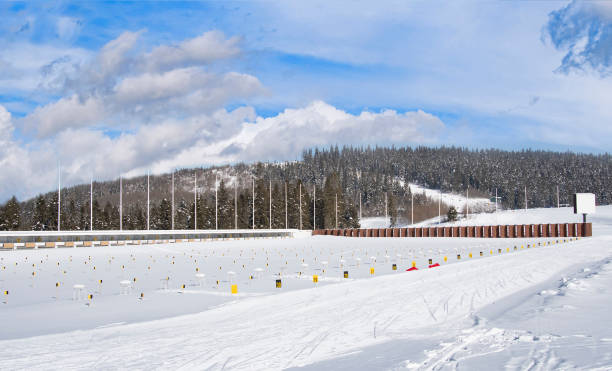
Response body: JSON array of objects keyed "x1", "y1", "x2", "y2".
[
  {"x1": 0, "y1": 229, "x2": 295, "y2": 250},
  {"x1": 313, "y1": 223, "x2": 592, "y2": 239}
]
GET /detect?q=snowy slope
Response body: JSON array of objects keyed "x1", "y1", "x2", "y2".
[
  {"x1": 0, "y1": 207, "x2": 611, "y2": 370},
  {"x1": 407, "y1": 182, "x2": 494, "y2": 212},
  {"x1": 362, "y1": 182, "x2": 495, "y2": 228}
]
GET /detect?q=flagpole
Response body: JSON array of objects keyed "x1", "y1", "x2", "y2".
[
  {"x1": 194, "y1": 171, "x2": 197, "y2": 230},
  {"x1": 147, "y1": 171, "x2": 150, "y2": 230},
  {"x1": 119, "y1": 175, "x2": 122, "y2": 231},
  {"x1": 57, "y1": 163, "x2": 61, "y2": 231},
  {"x1": 90, "y1": 177, "x2": 93, "y2": 231}
]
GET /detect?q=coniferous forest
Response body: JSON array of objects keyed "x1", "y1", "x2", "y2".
[{"x1": 0, "y1": 146, "x2": 610, "y2": 231}]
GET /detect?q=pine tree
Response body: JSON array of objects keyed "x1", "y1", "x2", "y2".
[
  {"x1": 323, "y1": 173, "x2": 342, "y2": 229},
  {"x1": 217, "y1": 180, "x2": 233, "y2": 229},
  {"x1": 196, "y1": 195, "x2": 214, "y2": 230},
  {"x1": 92, "y1": 200, "x2": 103, "y2": 230},
  {"x1": 32, "y1": 196, "x2": 46, "y2": 231},
  {"x1": 1, "y1": 196, "x2": 21, "y2": 230},
  {"x1": 254, "y1": 178, "x2": 269, "y2": 229},
  {"x1": 236, "y1": 190, "x2": 251, "y2": 229},
  {"x1": 271, "y1": 182, "x2": 284, "y2": 229},
  {"x1": 46, "y1": 194, "x2": 58, "y2": 231},
  {"x1": 154, "y1": 199, "x2": 171, "y2": 230},
  {"x1": 447, "y1": 206, "x2": 458, "y2": 222}
]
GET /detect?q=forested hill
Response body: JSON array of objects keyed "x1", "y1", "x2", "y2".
[
  {"x1": 1, "y1": 146, "x2": 610, "y2": 231},
  {"x1": 294, "y1": 146, "x2": 612, "y2": 208}
]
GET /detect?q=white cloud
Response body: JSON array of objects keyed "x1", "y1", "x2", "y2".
[
  {"x1": 56, "y1": 17, "x2": 82, "y2": 41},
  {"x1": 545, "y1": 0, "x2": 612, "y2": 75},
  {"x1": 23, "y1": 95, "x2": 105, "y2": 137},
  {"x1": 0, "y1": 105, "x2": 56, "y2": 202},
  {"x1": 143, "y1": 30, "x2": 241, "y2": 72},
  {"x1": 66, "y1": 30, "x2": 143, "y2": 95},
  {"x1": 113, "y1": 67, "x2": 211, "y2": 103},
  {"x1": 21, "y1": 30, "x2": 261, "y2": 137},
  {"x1": 112, "y1": 68, "x2": 263, "y2": 114},
  {"x1": 0, "y1": 105, "x2": 13, "y2": 141},
  {"x1": 0, "y1": 100, "x2": 446, "y2": 202},
  {"x1": 225, "y1": 101, "x2": 445, "y2": 162},
  {"x1": 0, "y1": 42, "x2": 90, "y2": 93}
]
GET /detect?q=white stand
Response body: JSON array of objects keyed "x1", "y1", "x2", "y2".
[
  {"x1": 73, "y1": 284, "x2": 85, "y2": 300},
  {"x1": 120, "y1": 280, "x2": 131, "y2": 295}
]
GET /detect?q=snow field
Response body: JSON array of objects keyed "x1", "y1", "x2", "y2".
[
  {"x1": 1, "y1": 206, "x2": 611, "y2": 369},
  {"x1": 0, "y1": 234, "x2": 603, "y2": 370},
  {"x1": 0, "y1": 234, "x2": 576, "y2": 340}
]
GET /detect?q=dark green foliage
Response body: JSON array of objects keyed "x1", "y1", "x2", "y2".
[
  {"x1": 0, "y1": 196, "x2": 21, "y2": 230},
  {"x1": 447, "y1": 206, "x2": 458, "y2": 222}
]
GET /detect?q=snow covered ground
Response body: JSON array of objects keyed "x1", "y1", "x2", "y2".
[
  {"x1": 407, "y1": 182, "x2": 494, "y2": 212},
  {"x1": 0, "y1": 206, "x2": 611, "y2": 370},
  {"x1": 360, "y1": 216, "x2": 390, "y2": 229}
]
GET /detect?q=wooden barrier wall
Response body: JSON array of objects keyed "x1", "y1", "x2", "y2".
[{"x1": 312, "y1": 223, "x2": 592, "y2": 238}]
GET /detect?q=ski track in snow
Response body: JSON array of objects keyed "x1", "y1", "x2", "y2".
[
  {"x1": 0, "y1": 237, "x2": 609, "y2": 369},
  {"x1": 411, "y1": 254, "x2": 612, "y2": 371}
]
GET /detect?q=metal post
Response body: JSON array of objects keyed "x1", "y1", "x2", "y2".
[
  {"x1": 58, "y1": 163, "x2": 61, "y2": 232},
  {"x1": 194, "y1": 172, "x2": 197, "y2": 230},
  {"x1": 411, "y1": 192, "x2": 414, "y2": 225},
  {"x1": 335, "y1": 193, "x2": 338, "y2": 229},
  {"x1": 438, "y1": 190, "x2": 441, "y2": 222},
  {"x1": 313, "y1": 186, "x2": 316, "y2": 229},
  {"x1": 269, "y1": 180, "x2": 272, "y2": 230},
  {"x1": 147, "y1": 171, "x2": 150, "y2": 230},
  {"x1": 466, "y1": 187, "x2": 469, "y2": 219},
  {"x1": 119, "y1": 175, "x2": 122, "y2": 231},
  {"x1": 495, "y1": 188, "x2": 498, "y2": 213},
  {"x1": 359, "y1": 192, "x2": 362, "y2": 221},
  {"x1": 557, "y1": 185, "x2": 560, "y2": 208},
  {"x1": 171, "y1": 171, "x2": 175, "y2": 230},
  {"x1": 525, "y1": 186, "x2": 527, "y2": 211},
  {"x1": 235, "y1": 181, "x2": 238, "y2": 229},
  {"x1": 385, "y1": 193, "x2": 388, "y2": 224},
  {"x1": 252, "y1": 178, "x2": 255, "y2": 230},
  {"x1": 285, "y1": 182, "x2": 287, "y2": 229},
  {"x1": 90, "y1": 178, "x2": 93, "y2": 231},
  {"x1": 299, "y1": 183, "x2": 302, "y2": 230},
  {"x1": 215, "y1": 175, "x2": 218, "y2": 230}
]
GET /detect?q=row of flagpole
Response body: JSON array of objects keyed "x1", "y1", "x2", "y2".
[
  {"x1": 55, "y1": 166, "x2": 550, "y2": 232},
  {"x1": 57, "y1": 167, "x2": 331, "y2": 232}
]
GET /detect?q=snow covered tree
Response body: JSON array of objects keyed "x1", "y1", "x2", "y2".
[
  {"x1": 447, "y1": 206, "x2": 458, "y2": 222},
  {"x1": 0, "y1": 196, "x2": 21, "y2": 230}
]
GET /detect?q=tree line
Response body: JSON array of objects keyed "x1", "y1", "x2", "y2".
[
  {"x1": 1, "y1": 169, "x2": 359, "y2": 231},
  {"x1": 1, "y1": 145, "x2": 609, "y2": 231}
]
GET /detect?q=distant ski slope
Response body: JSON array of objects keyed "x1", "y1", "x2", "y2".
[
  {"x1": 361, "y1": 182, "x2": 494, "y2": 228},
  {"x1": 407, "y1": 182, "x2": 494, "y2": 211}
]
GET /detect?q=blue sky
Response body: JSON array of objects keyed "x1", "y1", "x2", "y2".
[{"x1": 0, "y1": 0, "x2": 611, "y2": 201}]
